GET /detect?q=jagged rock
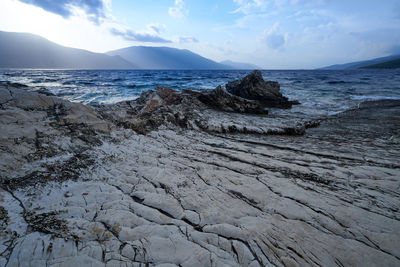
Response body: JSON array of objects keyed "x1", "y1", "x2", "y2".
[
  {"x1": 197, "y1": 86, "x2": 267, "y2": 114},
  {"x1": 97, "y1": 85, "x2": 309, "y2": 135},
  {"x1": 131, "y1": 86, "x2": 183, "y2": 115},
  {"x1": 156, "y1": 86, "x2": 183, "y2": 105},
  {"x1": 226, "y1": 70, "x2": 298, "y2": 108}
]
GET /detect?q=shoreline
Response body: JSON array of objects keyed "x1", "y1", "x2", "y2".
[
  {"x1": 1, "y1": 77, "x2": 400, "y2": 266},
  {"x1": 2, "y1": 69, "x2": 400, "y2": 112}
]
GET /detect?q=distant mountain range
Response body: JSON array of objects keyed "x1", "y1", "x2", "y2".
[
  {"x1": 0, "y1": 31, "x2": 133, "y2": 69},
  {"x1": 0, "y1": 31, "x2": 256, "y2": 70},
  {"x1": 360, "y1": 58, "x2": 400, "y2": 69},
  {"x1": 2, "y1": 30, "x2": 399, "y2": 70},
  {"x1": 219, "y1": 60, "x2": 260, "y2": 70},
  {"x1": 320, "y1": 54, "x2": 400, "y2": 70},
  {"x1": 107, "y1": 46, "x2": 232, "y2": 70}
]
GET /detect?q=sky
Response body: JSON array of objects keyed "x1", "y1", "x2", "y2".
[{"x1": 0, "y1": 0, "x2": 399, "y2": 69}]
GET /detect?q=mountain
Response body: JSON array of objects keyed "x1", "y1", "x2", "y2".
[
  {"x1": 220, "y1": 60, "x2": 260, "y2": 70},
  {"x1": 0, "y1": 31, "x2": 135, "y2": 69},
  {"x1": 0, "y1": 31, "x2": 256, "y2": 70},
  {"x1": 107, "y1": 46, "x2": 232, "y2": 70},
  {"x1": 320, "y1": 54, "x2": 400, "y2": 70},
  {"x1": 361, "y1": 58, "x2": 400, "y2": 69}
]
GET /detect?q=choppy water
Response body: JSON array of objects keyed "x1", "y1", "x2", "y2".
[{"x1": 1, "y1": 69, "x2": 399, "y2": 117}]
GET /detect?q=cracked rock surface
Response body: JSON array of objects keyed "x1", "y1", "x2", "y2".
[{"x1": 0, "y1": 82, "x2": 399, "y2": 267}]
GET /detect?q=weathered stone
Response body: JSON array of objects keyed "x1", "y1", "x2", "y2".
[
  {"x1": 156, "y1": 86, "x2": 183, "y2": 105},
  {"x1": 1, "y1": 83, "x2": 399, "y2": 267},
  {"x1": 226, "y1": 70, "x2": 298, "y2": 108},
  {"x1": 198, "y1": 85, "x2": 267, "y2": 114}
]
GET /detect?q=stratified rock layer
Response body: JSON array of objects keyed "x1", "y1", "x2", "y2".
[{"x1": 0, "y1": 82, "x2": 400, "y2": 267}]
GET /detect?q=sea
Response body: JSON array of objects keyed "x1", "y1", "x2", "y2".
[{"x1": 1, "y1": 69, "x2": 399, "y2": 118}]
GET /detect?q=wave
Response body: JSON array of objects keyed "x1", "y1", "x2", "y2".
[
  {"x1": 62, "y1": 80, "x2": 78, "y2": 85},
  {"x1": 327, "y1": 81, "x2": 348, "y2": 85},
  {"x1": 125, "y1": 84, "x2": 150, "y2": 90},
  {"x1": 97, "y1": 95, "x2": 139, "y2": 105},
  {"x1": 2, "y1": 69, "x2": 400, "y2": 112},
  {"x1": 31, "y1": 78, "x2": 58, "y2": 83},
  {"x1": 161, "y1": 77, "x2": 175, "y2": 81},
  {"x1": 350, "y1": 95, "x2": 400, "y2": 101},
  {"x1": 79, "y1": 81, "x2": 95, "y2": 85}
]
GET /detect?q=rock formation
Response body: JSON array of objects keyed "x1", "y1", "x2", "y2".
[
  {"x1": 0, "y1": 79, "x2": 399, "y2": 266},
  {"x1": 226, "y1": 70, "x2": 299, "y2": 108},
  {"x1": 197, "y1": 85, "x2": 267, "y2": 114},
  {"x1": 96, "y1": 81, "x2": 307, "y2": 136}
]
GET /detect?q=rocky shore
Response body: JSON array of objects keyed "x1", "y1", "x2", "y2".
[{"x1": 0, "y1": 72, "x2": 399, "y2": 266}]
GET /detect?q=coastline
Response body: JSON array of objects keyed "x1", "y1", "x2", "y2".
[{"x1": 1, "y1": 79, "x2": 400, "y2": 266}]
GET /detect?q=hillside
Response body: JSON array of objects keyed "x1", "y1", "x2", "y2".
[
  {"x1": 0, "y1": 31, "x2": 258, "y2": 70},
  {"x1": 0, "y1": 31, "x2": 135, "y2": 69},
  {"x1": 107, "y1": 46, "x2": 232, "y2": 70},
  {"x1": 361, "y1": 58, "x2": 400, "y2": 69},
  {"x1": 320, "y1": 54, "x2": 400, "y2": 70}
]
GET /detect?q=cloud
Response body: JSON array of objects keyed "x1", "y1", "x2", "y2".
[
  {"x1": 262, "y1": 23, "x2": 287, "y2": 50},
  {"x1": 147, "y1": 24, "x2": 167, "y2": 35},
  {"x1": 351, "y1": 28, "x2": 400, "y2": 43},
  {"x1": 110, "y1": 28, "x2": 172, "y2": 43},
  {"x1": 232, "y1": 0, "x2": 325, "y2": 15},
  {"x1": 18, "y1": 0, "x2": 106, "y2": 24},
  {"x1": 231, "y1": 0, "x2": 269, "y2": 15},
  {"x1": 169, "y1": 0, "x2": 187, "y2": 18},
  {"x1": 266, "y1": 32, "x2": 285, "y2": 49},
  {"x1": 350, "y1": 28, "x2": 400, "y2": 57},
  {"x1": 289, "y1": 9, "x2": 333, "y2": 26},
  {"x1": 178, "y1": 36, "x2": 199, "y2": 43}
]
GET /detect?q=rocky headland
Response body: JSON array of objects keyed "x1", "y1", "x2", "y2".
[{"x1": 0, "y1": 71, "x2": 399, "y2": 266}]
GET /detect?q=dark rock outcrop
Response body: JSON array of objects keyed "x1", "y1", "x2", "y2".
[
  {"x1": 226, "y1": 70, "x2": 298, "y2": 108},
  {"x1": 156, "y1": 86, "x2": 183, "y2": 105},
  {"x1": 127, "y1": 71, "x2": 297, "y2": 116},
  {"x1": 197, "y1": 86, "x2": 267, "y2": 114},
  {"x1": 97, "y1": 84, "x2": 307, "y2": 135}
]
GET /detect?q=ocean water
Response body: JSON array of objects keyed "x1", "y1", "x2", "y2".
[{"x1": 1, "y1": 69, "x2": 399, "y2": 117}]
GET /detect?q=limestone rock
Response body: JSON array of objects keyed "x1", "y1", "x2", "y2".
[{"x1": 1, "y1": 83, "x2": 399, "y2": 267}]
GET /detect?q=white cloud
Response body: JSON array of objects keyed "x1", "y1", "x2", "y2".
[
  {"x1": 110, "y1": 27, "x2": 171, "y2": 43},
  {"x1": 147, "y1": 23, "x2": 167, "y2": 35},
  {"x1": 232, "y1": 0, "x2": 325, "y2": 15},
  {"x1": 262, "y1": 23, "x2": 287, "y2": 50},
  {"x1": 18, "y1": 0, "x2": 109, "y2": 24},
  {"x1": 232, "y1": 0, "x2": 269, "y2": 15},
  {"x1": 178, "y1": 36, "x2": 199, "y2": 43},
  {"x1": 169, "y1": 0, "x2": 187, "y2": 18}
]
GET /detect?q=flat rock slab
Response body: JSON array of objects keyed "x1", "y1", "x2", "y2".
[{"x1": 1, "y1": 85, "x2": 399, "y2": 266}]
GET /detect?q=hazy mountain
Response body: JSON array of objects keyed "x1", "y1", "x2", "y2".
[
  {"x1": 361, "y1": 58, "x2": 400, "y2": 69},
  {"x1": 0, "y1": 31, "x2": 135, "y2": 69},
  {"x1": 220, "y1": 60, "x2": 260, "y2": 70},
  {"x1": 0, "y1": 31, "x2": 257, "y2": 70},
  {"x1": 320, "y1": 55, "x2": 400, "y2": 70},
  {"x1": 107, "y1": 46, "x2": 232, "y2": 70}
]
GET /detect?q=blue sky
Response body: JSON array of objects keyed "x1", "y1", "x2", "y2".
[{"x1": 0, "y1": 0, "x2": 399, "y2": 68}]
